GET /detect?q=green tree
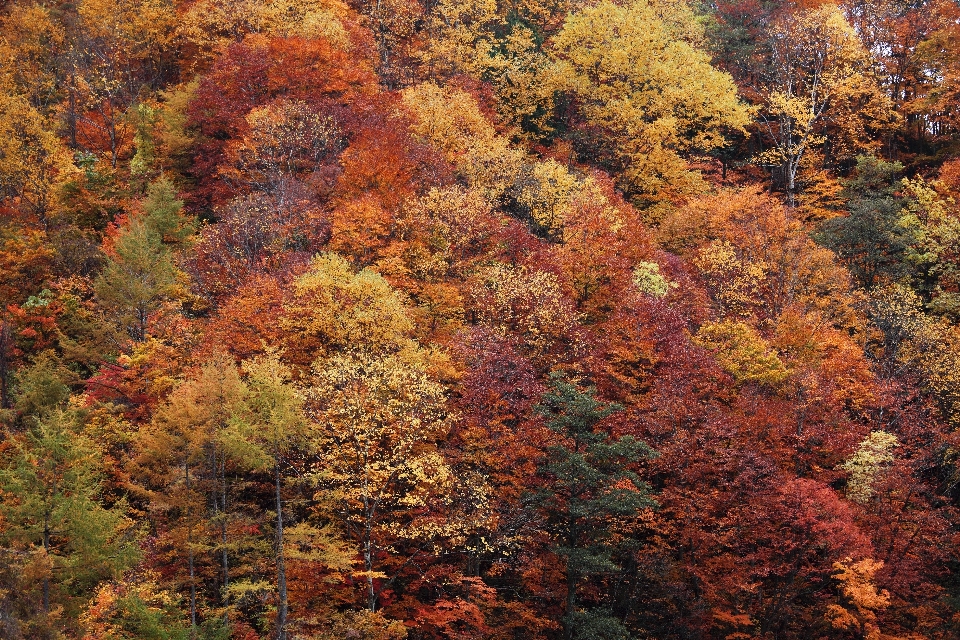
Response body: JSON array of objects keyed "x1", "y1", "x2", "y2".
[
  {"x1": 0, "y1": 409, "x2": 137, "y2": 624},
  {"x1": 534, "y1": 374, "x2": 657, "y2": 640},
  {"x1": 141, "y1": 176, "x2": 193, "y2": 246},
  {"x1": 81, "y1": 570, "x2": 192, "y2": 640},
  {"x1": 13, "y1": 351, "x2": 73, "y2": 421},
  {"x1": 94, "y1": 216, "x2": 179, "y2": 342},
  {"x1": 815, "y1": 156, "x2": 910, "y2": 289},
  {"x1": 94, "y1": 176, "x2": 192, "y2": 343}
]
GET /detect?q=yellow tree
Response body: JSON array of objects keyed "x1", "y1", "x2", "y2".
[
  {"x1": 549, "y1": 0, "x2": 751, "y2": 200},
  {"x1": 280, "y1": 252, "x2": 414, "y2": 367},
  {"x1": 401, "y1": 82, "x2": 524, "y2": 204},
  {"x1": 224, "y1": 99, "x2": 340, "y2": 200},
  {"x1": 840, "y1": 431, "x2": 899, "y2": 504},
  {"x1": 179, "y1": 0, "x2": 354, "y2": 67},
  {"x1": 136, "y1": 354, "x2": 247, "y2": 631},
  {"x1": 0, "y1": 92, "x2": 75, "y2": 222},
  {"x1": 0, "y1": 4, "x2": 67, "y2": 115},
  {"x1": 423, "y1": 0, "x2": 566, "y2": 138},
  {"x1": 755, "y1": 4, "x2": 895, "y2": 206},
  {"x1": 825, "y1": 558, "x2": 892, "y2": 639},
  {"x1": 284, "y1": 253, "x2": 457, "y2": 613},
  {"x1": 230, "y1": 354, "x2": 309, "y2": 640},
  {"x1": 309, "y1": 348, "x2": 452, "y2": 612}
]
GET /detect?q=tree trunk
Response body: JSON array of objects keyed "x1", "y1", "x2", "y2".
[
  {"x1": 42, "y1": 516, "x2": 50, "y2": 613},
  {"x1": 186, "y1": 461, "x2": 197, "y2": 634},
  {"x1": 364, "y1": 489, "x2": 376, "y2": 612},
  {"x1": 564, "y1": 565, "x2": 577, "y2": 640},
  {"x1": 365, "y1": 524, "x2": 376, "y2": 611},
  {"x1": 784, "y1": 159, "x2": 796, "y2": 208},
  {"x1": 220, "y1": 452, "x2": 229, "y2": 603},
  {"x1": 275, "y1": 463, "x2": 288, "y2": 640},
  {"x1": 0, "y1": 321, "x2": 10, "y2": 409},
  {"x1": 66, "y1": 74, "x2": 78, "y2": 149},
  {"x1": 564, "y1": 516, "x2": 578, "y2": 640}
]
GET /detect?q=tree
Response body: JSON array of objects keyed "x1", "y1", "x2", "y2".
[
  {"x1": 825, "y1": 557, "x2": 892, "y2": 639},
  {"x1": 94, "y1": 177, "x2": 191, "y2": 342},
  {"x1": 754, "y1": 4, "x2": 894, "y2": 206},
  {"x1": 549, "y1": 0, "x2": 752, "y2": 200},
  {"x1": 70, "y1": 0, "x2": 179, "y2": 167},
  {"x1": 138, "y1": 354, "x2": 247, "y2": 632},
  {"x1": 310, "y1": 347, "x2": 452, "y2": 613},
  {"x1": 94, "y1": 216, "x2": 180, "y2": 342},
  {"x1": 0, "y1": 409, "x2": 137, "y2": 627},
  {"x1": 179, "y1": 0, "x2": 357, "y2": 67},
  {"x1": 897, "y1": 174, "x2": 960, "y2": 315},
  {"x1": 223, "y1": 98, "x2": 340, "y2": 203},
  {"x1": 468, "y1": 263, "x2": 580, "y2": 365},
  {"x1": 401, "y1": 82, "x2": 524, "y2": 204},
  {"x1": 423, "y1": 0, "x2": 563, "y2": 139},
  {"x1": 815, "y1": 155, "x2": 910, "y2": 289},
  {"x1": 230, "y1": 353, "x2": 309, "y2": 640},
  {"x1": 280, "y1": 252, "x2": 415, "y2": 366},
  {"x1": 694, "y1": 320, "x2": 790, "y2": 388},
  {"x1": 0, "y1": 92, "x2": 75, "y2": 222},
  {"x1": 80, "y1": 570, "x2": 191, "y2": 640},
  {"x1": 534, "y1": 373, "x2": 656, "y2": 640},
  {"x1": 840, "y1": 431, "x2": 898, "y2": 504},
  {"x1": 187, "y1": 34, "x2": 376, "y2": 210}
]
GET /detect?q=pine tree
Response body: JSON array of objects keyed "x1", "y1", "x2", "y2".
[{"x1": 535, "y1": 373, "x2": 657, "y2": 640}]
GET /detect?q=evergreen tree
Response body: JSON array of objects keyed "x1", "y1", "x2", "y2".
[
  {"x1": 94, "y1": 217, "x2": 179, "y2": 342},
  {"x1": 534, "y1": 373, "x2": 657, "y2": 640},
  {"x1": 142, "y1": 176, "x2": 193, "y2": 246},
  {"x1": 816, "y1": 155, "x2": 911, "y2": 289}
]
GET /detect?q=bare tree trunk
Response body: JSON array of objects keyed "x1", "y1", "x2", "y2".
[
  {"x1": 363, "y1": 487, "x2": 376, "y2": 611},
  {"x1": 275, "y1": 463, "x2": 288, "y2": 640},
  {"x1": 220, "y1": 451, "x2": 229, "y2": 601},
  {"x1": 186, "y1": 461, "x2": 197, "y2": 635},
  {"x1": 0, "y1": 322, "x2": 10, "y2": 409},
  {"x1": 66, "y1": 73, "x2": 78, "y2": 149},
  {"x1": 785, "y1": 159, "x2": 797, "y2": 208}
]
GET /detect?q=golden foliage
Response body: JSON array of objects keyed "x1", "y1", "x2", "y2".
[
  {"x1": 840, "y1": 431, "x2": 898, "y2": 504},
  {"x1": 0, "y1": 93, "x2": 76, "y2": 219},
  {"x1": 401, "y1": 82, "x2": 524, "y2": 202},
  {"x1": 755, "y1": 4, "x2": 895, "y2": 201},
  {"x1": 0, "y1": 4, "x2": 65, "y2": 108},
  {"x1": 550, "y1": 0, "x2": 751, "y2": 199},
  {"x1": 281, "y1": 253, "x2": 414, "y2": 365},
  {"x1": 78, "y1": 0, "x2": 178, "y2": 53},
  {"x1": 694, "y1": 320, "x2": 790, "y2": 387},
  {"x1": 826, "y1": 558, "x2": 892, "y2": 640},
  {"x1": 180, "y1": 0, "x2": 353, "y2": 64}
]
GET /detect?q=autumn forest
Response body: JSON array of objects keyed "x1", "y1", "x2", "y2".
[{"x1": 5, "y1": 0, "x2": 960, "y2": 638}]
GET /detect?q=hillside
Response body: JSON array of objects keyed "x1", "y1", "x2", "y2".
[{"x1": 2, "y1": 1, "x2": 960, "y2": 638}]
